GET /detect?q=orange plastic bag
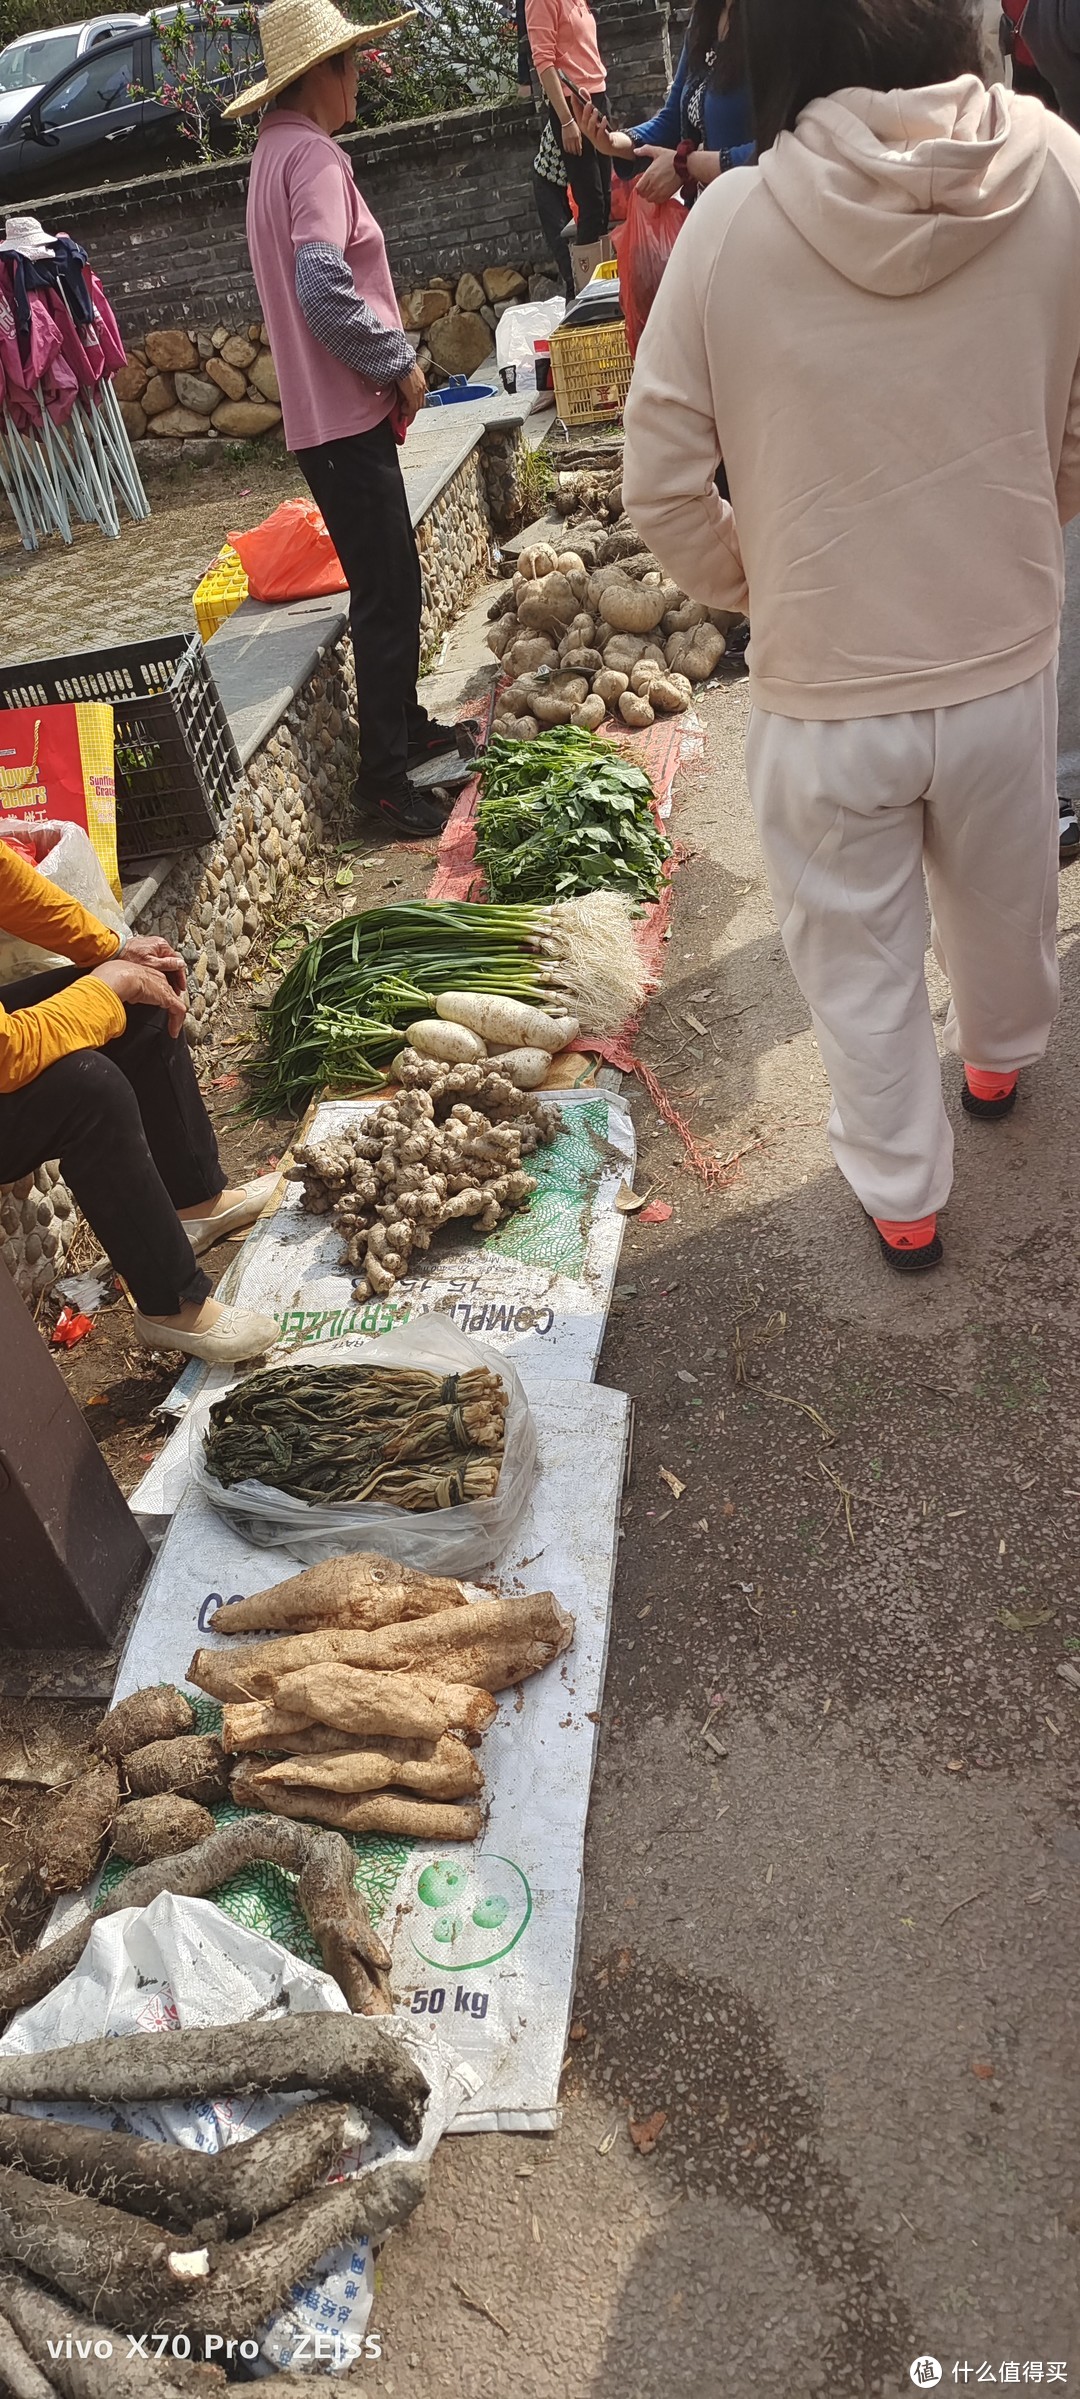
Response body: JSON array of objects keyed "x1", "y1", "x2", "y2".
[
  {"x1": 228, "y1": 501, "x2": 348, "y2": 604},
  {"x1": 613, "y1": 180, "x2": 686, "y2": 356}
]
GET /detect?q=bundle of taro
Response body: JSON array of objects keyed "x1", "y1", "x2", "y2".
[
  {"x1": 295, "y1": 1050, "x2": 556, "y2": 1299},
  {"x1": 487, "y1": 532, "x2": 731, "y2": 738},
  {"x1": 187, "y1": 1550, "x2": 576, "y2": 1845},
  {"x1": 204, "y1": 1358, "x2": 508, "y2": 1510}
]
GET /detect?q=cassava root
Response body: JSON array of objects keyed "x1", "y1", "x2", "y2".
[
  {"x1": 230, "y1": 1769, "x2": 484, "y2": 1843},
  {"x1": 0, "y1": 2016, "x2": 428, "y2": 2146},
  {"x1": 0, "y1": 2157, "x2": 427, "y2": 2337},
  {"x1": 0, "y1": 2099, "x2": 353, "y2": 2242},
  {"x1": 0, "y1": 2269, "x2": 224, "y2": 2399},
  {"x1": 0, "y1": 1820, "x2": 392, "y2": 2022},
  {"x1": 209, "y1": 1555, "x2": 470, "y2": 1635}
]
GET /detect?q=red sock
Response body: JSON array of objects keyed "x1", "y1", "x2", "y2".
[
  {"x1": 965, "y1": 1066, "x2": 1018, "y2": 1103},
  {"x1": 873, "y1": 1213, "x2": 938, "y2": 1250}
]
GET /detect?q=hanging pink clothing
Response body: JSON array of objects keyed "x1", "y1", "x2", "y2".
[
  {"x1": 85, "y1": 270, "x2": 125, "y2": 375},
  {"x1": 0, "y1": 279, "x2": 39, "y2": 431},
  {"x1": 43, "y1": 288, "x2": 102, "y2": 389},
  {"x1": 42, "y1": 350, "x2": 79, "y2": 426}
]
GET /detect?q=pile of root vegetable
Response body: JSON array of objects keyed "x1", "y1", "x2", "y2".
[
  {"x1": 17, "y1": 1683, "x2": 233, "y2": 1897},
  {"x1": 188, "y1": 1549, "x2": 575, "y2": 1843},
  {"x1": 0, "y1": 1784, "x2": 435, "y2": 2390},
  {"x1": 295, "y1": 1050, "x2": 557, "y2": 1300},
  {"x1": 204, "y1": 1358, "x2": 509, "y2": 1510},
  {"x1": 0, "y1": 1990, "x2": 428, "y2": 2389},
  {"x1": 487, "y1": 527, "x2": 730, "y2": 737}
]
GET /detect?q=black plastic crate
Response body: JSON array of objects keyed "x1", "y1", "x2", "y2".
[{"x1": 0, "y1": 635, "x2": 242, "y2": 870}]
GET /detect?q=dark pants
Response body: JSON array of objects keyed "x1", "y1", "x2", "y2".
[
  {"x1": 296, "y1": 417, "x2": 431, "y2": 799},
  {"x1": 549, "y1": 93, "x2": 611, "y2": 244},
  {"x1": 0, "y1": 967, "x2": 224, "y2": 1316},
  {"x1": 532, "y1": 169, "x2": 575, "y2": 302}
]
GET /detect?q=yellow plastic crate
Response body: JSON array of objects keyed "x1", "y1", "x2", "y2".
[
  {"x1": 192, "y1": 543, "x2": 248, "y2": 643},
  {"x1": 549, "y1": 321, "x2": 632, "y2": 429},
  {"x1": 589, "y1": 258, "x2": 620, "y2": 282}
]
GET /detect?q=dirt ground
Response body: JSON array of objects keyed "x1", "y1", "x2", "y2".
[{"x1": 0, "y1": 445, "x2": 306, "y2": 665}]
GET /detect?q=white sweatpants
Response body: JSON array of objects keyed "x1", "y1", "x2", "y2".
[{"x1": 744, "y1": 664, "x2": 1060, "y2": 1222}]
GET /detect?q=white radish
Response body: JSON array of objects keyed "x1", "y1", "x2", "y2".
[
  {"x1": 435, "y1": 993, "x2": 580, "y2": 1053},
  {"x1": 404, "y1": 1019, "x2": 487, "y2": 1063},
  {"x1": 483, "y1": 1047, "x2": 553, "y2": 1089}
]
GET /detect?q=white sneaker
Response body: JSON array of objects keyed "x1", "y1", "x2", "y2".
[
  {"x1": 134, "y1": 1304, "x2": 279, "y2": 1364},
  {"x1": 183, "y1": 1175, "x2": 278, "y2": 1256}
]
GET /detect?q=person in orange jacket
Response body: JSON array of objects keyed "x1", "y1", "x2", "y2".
[{"x1": 0, "y1": 845, "x2": 278, "y2": 1365}]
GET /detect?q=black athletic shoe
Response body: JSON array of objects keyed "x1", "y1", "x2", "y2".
[
  {"x1": 874, "y1": 1223, "x2": 944, "y2": 1273},
  {"x1": 1060, "y1": 797, "x2": 1080, "y2": 864},
  {"x1": 407, "y1": 718, "x2": 478, "y2": 767},
  {"x1": 961, "y1": 1076, "x2": 1018, "y2": 1121},
  {"x1": 352, "y1": 778, "x2": 448, "y2": 838}
]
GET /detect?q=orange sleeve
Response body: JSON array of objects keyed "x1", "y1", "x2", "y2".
[
  {"x1": 0, "y1": 978, "x2": 127, "y2": 1094},
  {"x1": 0, "y1": 843, "x2": 122, "y2": 967},
  {"x1": 0, "y1": 844, "x2": 126, "y2": 1094}
]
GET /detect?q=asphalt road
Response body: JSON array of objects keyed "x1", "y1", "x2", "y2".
[{"x1": 372, "y1": 670, "x2": 1080, "y2": 2397}]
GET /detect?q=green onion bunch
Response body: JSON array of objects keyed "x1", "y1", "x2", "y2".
[{"x1": 247, "y1": 901, "x2": 560, "y2": 1113}]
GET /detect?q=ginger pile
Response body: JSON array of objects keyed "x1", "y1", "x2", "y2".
[{"x1": 295, "y1": 1051, "x2": 556, "y2": 1298}]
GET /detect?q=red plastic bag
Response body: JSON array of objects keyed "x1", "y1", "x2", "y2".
[
  {"x1": 228, "y1": 501, "x2": 348, "y2": 604},
  {"x1": 613, "y1": 181, "x2": 686, "y2": 356}
]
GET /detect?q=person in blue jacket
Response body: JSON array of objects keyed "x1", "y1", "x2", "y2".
[{"x1": 576, "y1": 0, "x2": 753, "y2": 207}]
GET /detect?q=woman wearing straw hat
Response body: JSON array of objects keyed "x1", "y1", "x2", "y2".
[{"x1": 226, "y1": 0, "x2": 460, "y2": 839}]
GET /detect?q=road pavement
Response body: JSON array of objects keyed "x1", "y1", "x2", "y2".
[{"x1": 372, "y1": 669, "x2": 1080, "y2": 2398}]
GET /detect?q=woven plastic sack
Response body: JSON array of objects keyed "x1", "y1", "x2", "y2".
[
  {"x1": 191, "y1": 1317, "x2": 537, "y2": 1570},
  {"x1": 612, "y1": 181, "x2": 686, "y2": 355},
  {"x1": 228, "y1": 501, "x2": 348, "y2": 604}
]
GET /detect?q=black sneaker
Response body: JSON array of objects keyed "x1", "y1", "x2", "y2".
[
  {"x1": 352, "y1": 777, "x2": 448, "y2": 838},
  {"x1": 407, "y1": 718, "x2": 478, "y2": 767},
  {"x1": 1060, "y1": 797, "x2": 1080, "y2": 864}
]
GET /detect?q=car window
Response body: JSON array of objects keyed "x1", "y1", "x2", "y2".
[
  {"x1": 0, "y1": 32, "x2": 81, "y2": 92},
  {"x1": 151, "y1": 21, "x2": 250, "y2": 83},
  {"x1": 39, "y1": 41, "x2": 138, "y2": 124}
]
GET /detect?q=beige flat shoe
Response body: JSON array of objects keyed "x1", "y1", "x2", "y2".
[
  {"x1": 183, "y1": 1175, "x2": 278, "y2": 1256},
  {"x1": 134, "y1": 1304, "x2": 279, "y2": 1365}
]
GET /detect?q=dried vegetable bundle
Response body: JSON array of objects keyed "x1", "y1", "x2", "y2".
[
  {"x1": 296, "y1": 1052, "x2": 556, "y2": 1299},
  {"x1": 203, "y1": 1362, "x2": 509, "y2": 1510}
]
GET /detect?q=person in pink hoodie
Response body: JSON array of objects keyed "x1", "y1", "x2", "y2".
[{"x1": 623, "y1": 0, "x2": 1080, "y2": 1274}]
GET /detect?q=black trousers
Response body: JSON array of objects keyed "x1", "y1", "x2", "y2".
[
  {"x1": 296, "y1": 417, "x2": 431, "y2": 798},
  {"x1": 0, "y1": 967, "x2": 224, "y2": 1316},
  {"x1": 532, "y1": 170, "x2": 575, "y2": 303},
  {"x1": 548, "y1": 93, "x2": 611, "y2": 245}
]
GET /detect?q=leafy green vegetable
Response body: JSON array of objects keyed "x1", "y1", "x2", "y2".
[
  {"x1": 248, "y1": 900, "x2": 556, "y2": 1114},
  {"x1": 475, "y1": 727, "x2": 672, "y2": 905}
]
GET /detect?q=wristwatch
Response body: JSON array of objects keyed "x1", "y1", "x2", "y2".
[{"x1": 674, "y1": 137, "x2": 698, "y2": 198}]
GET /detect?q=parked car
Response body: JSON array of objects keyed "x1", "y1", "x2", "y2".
[
  {"x1": 0, "y1": 8, "x2": 260, "y2": 196},
  {"x1": 0, "y1": 16, "x2": 142, "y2": 134}
]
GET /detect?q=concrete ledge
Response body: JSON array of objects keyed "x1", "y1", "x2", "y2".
[{"x1": 208, "y1": 594, "x2": 350, "y2": 769}]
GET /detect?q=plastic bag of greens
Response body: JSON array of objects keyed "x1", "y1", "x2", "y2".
[{"x1": 190, "y1": 1317, "x2": 537, "y2": 1572}]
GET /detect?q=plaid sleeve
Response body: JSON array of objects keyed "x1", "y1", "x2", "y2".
[{"x1": 294, "y1": 241, "x2": 414, "y2": 385}]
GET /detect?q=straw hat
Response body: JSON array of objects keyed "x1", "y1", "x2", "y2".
[{"x1": 222, "y1": 0, "x2": 414, "y2": 118}]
